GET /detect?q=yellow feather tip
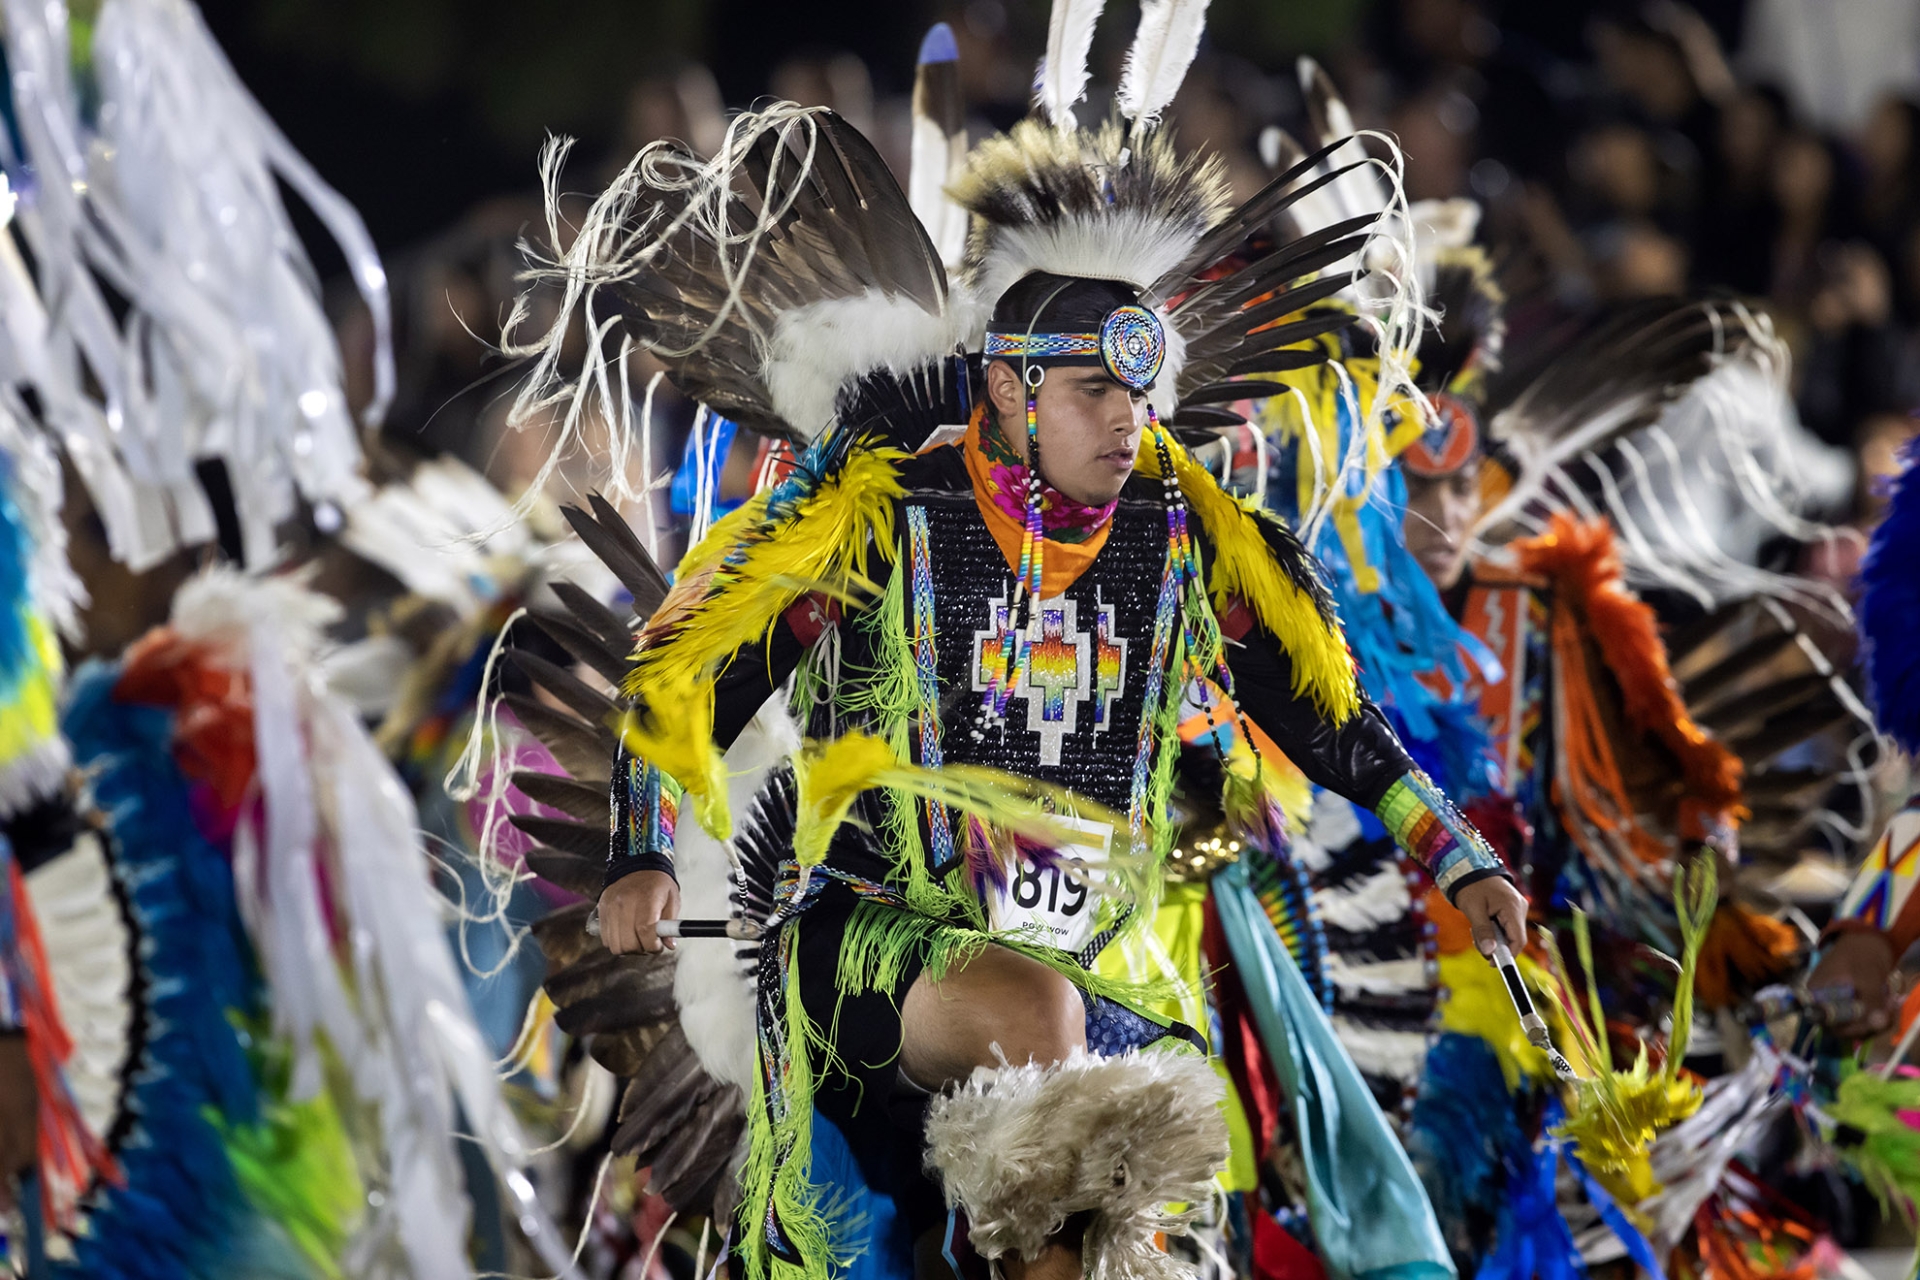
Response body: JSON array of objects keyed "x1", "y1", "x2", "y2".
[
  {"x1": 1138, "y1": 430, "x2": 1359, "y2": 724},
  {"x1": 1553, "y1": 1046, "x2": 1702, "y2": 1197},
  {"x1": 617, "y1": 671, "x2": 730, "y2": 840},
  {"x1": 792, "y1": 731, "x2": 902, "y2": 867}
]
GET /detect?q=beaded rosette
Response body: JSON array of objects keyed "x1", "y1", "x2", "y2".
[{"x1": 1099, "y1": 304, "x2": 1166, "y2": 391}]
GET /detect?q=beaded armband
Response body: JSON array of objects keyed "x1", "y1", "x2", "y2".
[
  {"x1": 609, "y1": 749, "x2": 681, "y2": 876},
  {"x1": 1374, "y1": 770, "x2": 1505, "y2": 900}
]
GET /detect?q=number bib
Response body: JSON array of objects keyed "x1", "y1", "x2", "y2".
[{"x1": 987, "y1": 818, "x2": 1111, "y2": 954}]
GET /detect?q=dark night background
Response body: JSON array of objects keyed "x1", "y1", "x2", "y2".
[
  {"x1": 177, "y1": 0, "x2": 1918, "y2": 531},
  {"x1": 194, "y1": 1, "x2": 1634, "y2": 256}
]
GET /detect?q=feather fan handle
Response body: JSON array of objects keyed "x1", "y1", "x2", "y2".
[
  {"x1": 1037, "y1": 0, "x2": 1105, "y2": 131},
  {"x1": 1116, "y1": 0, "x2": 1210, "y2": 129}
]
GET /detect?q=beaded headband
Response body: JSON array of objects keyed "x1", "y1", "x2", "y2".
[{"x1": 983, "y1": 303, "x2": 1167, "y2": 391}]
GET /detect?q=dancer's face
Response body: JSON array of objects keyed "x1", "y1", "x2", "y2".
[
  {"x1": 1403, "y1": 468, "x2": 1481, "y2": 590},
  {"x1": 985, "y1": 360, "x2": 1146, "y2": 506}
]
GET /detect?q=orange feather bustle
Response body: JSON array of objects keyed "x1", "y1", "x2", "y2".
[
  {"x1": 1513, "y1": 515, "x2": 1744, "y2": 862},
  {"x1": 1694, "y1": 903, "x2": 1802, "y2": 1009}
]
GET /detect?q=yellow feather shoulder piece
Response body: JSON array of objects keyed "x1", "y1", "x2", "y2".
[
  {"x1": 1138, "y1": 435, "x2": 1359, "y2": 724},
  {"x1": 621, "y1": 444, "x2": 909, "y2": 837}
]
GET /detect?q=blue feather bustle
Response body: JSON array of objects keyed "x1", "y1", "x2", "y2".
[
  {"x1": 1266, "y1": 402, "x2": 1497, "y2": 801},
  {"x1": 1862, "y1": 439, "x2": 1920, "y2": 755},
  {"x1": 0, "y1": 450, "x2": 34, "y2": 685},
  {"x1": 1408, "y1": 1034, "x2": 1530, "y2": 1254},
  {"x1": 56, "y1": 664, "x2": 317, "y2": 1278}
]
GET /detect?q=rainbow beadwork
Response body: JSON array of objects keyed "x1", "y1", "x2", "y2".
[
  {"x1": 983, "y1": 330, "x2": 1101, "y2": 360},
  {"x1": 1373, "y1": 770, "x2": 1503, "y2": 896},
  {"x1": 623, "y1": 754, "x2": 680, "y2": 861},
  {"x1": 1098, "y1": 305, "x2": 1165, "y2": 390},
  {"x1": 981, "y1": 304, "x2": 1167, "y2": 392}
]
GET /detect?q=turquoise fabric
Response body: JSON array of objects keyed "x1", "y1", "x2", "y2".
[
  {"x1": 808, "y1": 1106, "x2": 914, "y2": 1280},
  {"x1": 1213, "y1": 858, "x2": 1456, "y2": 1280}
]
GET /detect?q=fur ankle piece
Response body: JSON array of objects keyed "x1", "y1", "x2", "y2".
[{"x1": 923, "y1": 1048, "x2": 1229, "y2": 1280}]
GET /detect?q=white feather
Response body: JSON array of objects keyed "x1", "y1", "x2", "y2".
[
  {"x1": 1305, "y1": 793, "x2": 1364, "y2": 854},
  {"x1": 908, "y1": 114, "x2": 969, "y2": 272},
  {"x1": 339, "y1": 456, "x2": 534, "y2": 615},
  {"x1": 762, "y1": 289, "x2": 979, "y2": 439},
  {"x1": 1038, "y1": 0, "x2": 1105, "y2": 132},
  {"x1": 0, "y1": 0, "x2": 389, "y2": 570},
  {"x1": 1323, "y1": 954, "x2": 1429, "y2": 996},
  {"x1": 1116, "y1": 0, "x2": 1210, "y2": 129},
  {"x1": 1312, "y1": 866, "x2": 1412, "y2": 933},
  {"x1": 171, "y1": 569, "x2": 583, "y2": 1279},
  {"x1": 1637, "y1": 1040, "x2": 1785, "y2": 1252},
  {"x1": 673, "y1": 703, "x2": 799, "y2": 1090},
  {"x1": 1329, "y1": 1019, "x2": 1429, "y2": 1082},
  {"x1": 24, "y1": 833, "x2": 132, "y2": 1142}
]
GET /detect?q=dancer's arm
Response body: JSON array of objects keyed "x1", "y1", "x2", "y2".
[
  {"x1": 1805, "y1": 801, "x2": 1920, "y2": 1037},
  {"x1": 599, "y1": 603, "x2": 816, "y2": 954},
  {"x1": 1223, "y1": 615, "x2": 1528, "y2": 952}
]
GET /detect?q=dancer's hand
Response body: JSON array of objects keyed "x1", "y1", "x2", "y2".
[
  {"x1": 599, "y1": 870, "x2": 680, "y2": 955},
  {"x1": 1805, "y1": 929, "x2": 1896, "y2": 1040},
  {"x1": 0, "y1": 1030, "x2": 35, "y2": 1213},
  {"x1": 1456, "y1": 876, "x2": 1529, "y2": 960}
]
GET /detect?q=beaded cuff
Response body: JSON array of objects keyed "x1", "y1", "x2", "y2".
[
  {"x1": 609, "y1": 749, "x2": 680, "y2": 880},
  {"x1": 1373, "y1": 770, "x2": 1505, "y2": 899}
]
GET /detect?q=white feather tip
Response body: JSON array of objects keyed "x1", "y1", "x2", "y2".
[
  {"x1": 1117, "y1": 0, "x2": 1211, "y2": 129},
  {"x1": 1038, "y1": 0, "x2": 1105, "y2": 131}
]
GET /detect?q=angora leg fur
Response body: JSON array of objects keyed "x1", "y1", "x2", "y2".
[{"x1": 922, "y1": 1048, "x2": 1229, "y2": 1280}]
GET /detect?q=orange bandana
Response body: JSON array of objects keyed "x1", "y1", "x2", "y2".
[{"x1": 958, "y1": 406, "x2": 1116, "y2": 595}]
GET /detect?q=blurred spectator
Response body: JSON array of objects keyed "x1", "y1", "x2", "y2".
[
  {"x1": 1570, "y1": 121, "x2": 1668, "y2": 222},
  {"x1": 1768, "y1": 130, "x2": 1850, "y2": 313},
  {"x1": 1693, "y1": 83, "x2": 1790, "y2": 294},
  {"x1": 616, "y1": 66, "x2": 728, "y2": 163},
  {"x1": 1387, "y1": 80, "x2": 1479, "y2": 200},
  {"x1": 770, "y1": 51, "x2": 877, "y2": 136},
  {"x1": 1170, "y1": 56, "x2": 1284, "y2": 204},
  {"x1": 1595, "y1": 219, "x2": 1691, "y2": 298}
]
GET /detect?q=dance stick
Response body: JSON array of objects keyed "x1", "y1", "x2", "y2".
[
  {"x1": 584, "y1": 909, "x2": 763, "y2": 941},
  {"x1": 1492, "y1": 941, "x2": 1583, "y2": 1083}
]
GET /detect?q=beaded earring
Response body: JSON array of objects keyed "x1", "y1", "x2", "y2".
[
  {"x1": 1015, "y1": 363, "x2": 1046, "y2": 608},
  {"x1": 976, "y1": 365, "x2": 1048, "y2": 736},
  {"x1": 1127, "y1": 405, "x2": 1272, "y2": 851}
]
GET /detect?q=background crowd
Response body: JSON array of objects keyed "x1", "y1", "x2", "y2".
[{"x1": 181, "y1": 0, "x2": 1920, "y2": 577}]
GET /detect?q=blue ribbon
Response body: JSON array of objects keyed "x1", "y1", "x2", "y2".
[{"x1": 1214, "y1": 858, "x2": 1457, "y2": 1280}]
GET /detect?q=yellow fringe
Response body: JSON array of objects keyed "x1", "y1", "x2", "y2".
[
  {"x1": 790, "y1": 729, "x2": 1128, "y2": 876},
  {"x1": 617, "y1": 669, "x2": 728, "y2": 838},
  {"x1": 1138, "y1": 435, "x2": 1360, "y2": 724},
  {"x1": 793, "y1": 731, "x2": 902, "y2": 866},
  {"x1": 622, "y1": 446, "x2": 908, "y2": 837},
  {"x1": 1252, "y1": 343, "x2": 1424, "y2": 595}
]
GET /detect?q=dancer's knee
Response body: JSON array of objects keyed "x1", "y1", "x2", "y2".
[
  {"x1": 988, "y1": 962, "x2": 1085, "y2": 1067},
  {"x1": 901, "y1": 946, "x2": 1087, "y2": 1085}
]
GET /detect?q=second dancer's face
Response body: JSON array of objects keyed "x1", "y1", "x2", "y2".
[
  {"x1": 1403, "y1": 468, "x2": 1482, "y2": 590},
  {"x1": 986, "y1": 360, "x2": 1146, "y2": 506}
]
